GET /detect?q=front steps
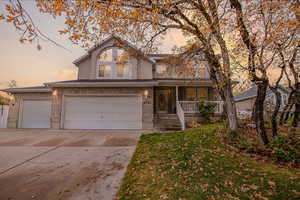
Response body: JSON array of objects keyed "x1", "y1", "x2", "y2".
[{"x1": 154, "y1": 114, "x2": 182, "y2": 130}]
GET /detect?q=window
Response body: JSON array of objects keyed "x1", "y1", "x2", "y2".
[
  {"x1": 282, "y1": 94, "x2": 287, "y2": 105},
  {"x1": 186, "y1": 88, "x2": 197, "y2": 101},
  {"x1": 193, "y1": 62, "x2": 209, "y2": 78},
  {"x1": 117, "y1": 63, "x2": 129, "y2": 77},
  {"x1": 116, "y1": 49, "x2": 129, "y2": 63},
  {"x1": 97, "y1": 48, "x2": 130, "y2": 78},
  {"x1": 99, "y1": 64, "x2": 111, "y2": 77},
  {"x1": 197, "y1": 88, "x2": 208, "y2": 101},
  {"x1": 156, "y1": 64, "x2": 167, "y2": 74},
  {"x1": 99, "y1": 49, "x2": 113, "y2": 62},
  {"x1": 184, "y1": 87, "x2": 208, "y2": 101}
]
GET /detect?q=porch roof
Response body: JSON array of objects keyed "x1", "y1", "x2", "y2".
[
  {"x1": 155, "y1": 78, "x2": 214, "y2": 86},
  {"x1": 45, "y1": 79, "x2": 214, "y2": 88},
  {"x1": 44, "y1": 79, "x2": 159, "y2": 88}
]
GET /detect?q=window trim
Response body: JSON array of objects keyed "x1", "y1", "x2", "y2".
[{"x1": 96, "y1": 47, "x2": 131, "y2": 79}]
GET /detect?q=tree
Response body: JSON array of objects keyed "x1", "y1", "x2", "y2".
[
  {"x1": 279, "y1": 43, "x2": 300, "y2": 128},
  {"x1": 229, "y1": 0, "x2": 299, "y2": 144},
  {"x1": 1, "y1": 0, "x2": 242, "y2": 132},
  {"x1": 0, "y1": 95, "x2": 9, "y2": 105}
]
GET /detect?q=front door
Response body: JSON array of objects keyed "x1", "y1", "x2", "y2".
[{"x1": 156, "y1": 89, "x2": 169, "y2": 113}]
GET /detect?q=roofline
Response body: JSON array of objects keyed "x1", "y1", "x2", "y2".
[
  {"x1": 1, "y1": 88, "x2": 51, "y2": 93},
  {"x1": 45, "y1": 81, "x2": 159, "y2": 88},
  {"x1": 45, "y1": 79, "x2": 214, "y2": 88},
  {"x1": 235, "y1": 95, "x2": 256, "y2": 102},
  {"x1": 73, "y1": 35, "x2": 155, "y2": 66}
]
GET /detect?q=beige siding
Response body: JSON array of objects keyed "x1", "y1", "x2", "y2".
[
  {"x1": 77, "y1": 58, "x2": 91, "y2": 80},
  {"x1": 138, "y1": 59, "x2": 153, "y2": 79},
  {"x1": 235, "y1": 98, "x2": 255, "y2": 112},
  {"x1": 7, "y1": 93, "x2": 51, "y2": 128}
]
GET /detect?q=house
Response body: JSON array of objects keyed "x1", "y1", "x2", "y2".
[
  {"x1": 2, "y1": 35, "x2": 223, "y2": 130},
  {"x1": 234, "y1": 85, "x2": 290, "y2": 115}
]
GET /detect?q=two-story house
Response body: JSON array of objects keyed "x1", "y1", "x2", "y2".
[{"x1": 3, "y1": 35, "x2": 223, "y2": 130}]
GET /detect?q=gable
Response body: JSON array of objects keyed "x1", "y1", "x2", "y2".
[
  {"x1": 74, "y1": 35, "x2": 154, "y2": 80},
  {"x1": 73, "y1": 35, "x2": 154, "y2": 66}
]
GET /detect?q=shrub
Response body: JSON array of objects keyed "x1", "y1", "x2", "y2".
[
  {"x1": 267, "y1": 136, "x2": 300, "y2": 164},
  {"x1": 198, "y1": 101, "x2": 217, "y2": 123},
  {"x1": 0, "y1": 95, "x2": 9, "y2": 105}
]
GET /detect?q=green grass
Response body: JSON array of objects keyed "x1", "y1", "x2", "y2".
[{"x1": 117, "y1": 124, "x2": 300, "y2": 200}]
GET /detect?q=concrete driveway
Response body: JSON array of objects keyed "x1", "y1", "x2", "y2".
[{"x1": 0, "y1": 129, "x2": 142, "y2": 200}]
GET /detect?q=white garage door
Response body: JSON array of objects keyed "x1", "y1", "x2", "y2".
[
  {"x1": 21, "y1": 100, "x2": 51, "y2": 128},
  {"x1": 64, "y1": 96, "x2": 142, "y2": 130}
]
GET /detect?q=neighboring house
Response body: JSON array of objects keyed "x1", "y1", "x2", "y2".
[
  {"x1": 234, "y1": 85, "x2": 290, "y2": 115},
  {"x1": 2, "y1": 35, "x2": 223, "y2": 130}
]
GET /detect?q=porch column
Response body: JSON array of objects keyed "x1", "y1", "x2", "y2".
[{"x1": 176, "y1": 86, "x2": 179, "y2": 102}]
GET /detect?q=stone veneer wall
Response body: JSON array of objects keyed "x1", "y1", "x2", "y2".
[
  {"x1": 51, "y1": 87, "x2": 154, "y2": 130},
  {"x1": 7, "y1": 93, "x2": 51, "y2": 128}
]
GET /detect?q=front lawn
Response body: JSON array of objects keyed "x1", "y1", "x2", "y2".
[{"x1": 117, "y1": 124, "x2": 300, "y2": 200}]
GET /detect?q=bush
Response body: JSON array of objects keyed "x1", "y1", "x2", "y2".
[
  {"x1": 198, "y1": 101, "x2": 217, "y2": 123},
  {"x1": 267, "y1": 136, "x2": 300, "y2": 164},
  {"x1": 0, "y1": 95, "x2": 9, "y2": 105}
]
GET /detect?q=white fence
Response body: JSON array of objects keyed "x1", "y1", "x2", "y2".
[{"x1": 0, "y1": 105, "x2": 9, "y2": 128}]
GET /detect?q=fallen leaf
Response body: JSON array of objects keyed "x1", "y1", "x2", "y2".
[
  {"x1": 268, "y1": 181, "x2": 276, "y2": 187},
  {"x1": 249, "y1": 184, "x2": 259, "y2": 190}
]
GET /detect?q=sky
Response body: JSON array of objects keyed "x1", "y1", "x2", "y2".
[{"x1": 0, "y1": 0, "x2": 186, "y2": 90}]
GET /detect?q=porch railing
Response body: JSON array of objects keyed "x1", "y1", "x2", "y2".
[
  {"x1": 179, "y1": 101, "x2": 224, "y2": 114},
  {"x1": 176, "y1": 101, "x2": 185, "y2": 130}
]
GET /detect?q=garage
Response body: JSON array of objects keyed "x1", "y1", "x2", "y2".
[
  {"x1": 21, "y1": 100, "x2": 51, "y2": 128},
  {"x1": 63, "y1": 96, "x2": 142, "y2": 130}
]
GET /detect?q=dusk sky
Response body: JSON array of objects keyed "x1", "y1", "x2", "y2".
[{"x1": 0, "y1": 1, "x2": 186, "y2": 90}]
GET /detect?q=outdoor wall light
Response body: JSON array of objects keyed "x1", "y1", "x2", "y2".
[
  {"x1": 144, "y1": 90, "x2": 149, "y2": 98},
  {"x1": 52, "y1": 90, "x2": 58, "y2": 96}
]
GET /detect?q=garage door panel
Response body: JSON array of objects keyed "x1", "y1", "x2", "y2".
[
  {"x1": 64, "y1": 96, "x2": 141, "y2": 130},
  {"x1": 21, "y1": 100, "x2": 51, "y2": 128}
]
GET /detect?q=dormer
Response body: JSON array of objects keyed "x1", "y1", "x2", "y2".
[{"x1": 73, "y1": 35, "x2": 154, "y2": 80}]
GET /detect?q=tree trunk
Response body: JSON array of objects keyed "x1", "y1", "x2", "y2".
[
  {"x1": 270, "y1": 88, "x2": 281, "y2": 137},
  {"x1": 254, "y1": 80, "x2": 269, "y2": 145},
  {"x1": 292, "y1": 84, "x2": 300, "y2": 127},
  {"x1": 279, "y1": 91, "x2": 295, "y2": 125},
  {"x1": 223, "y1": 83, "x2": 239, "y2": 132},
  {"x1": 293, "y1": 103, "x2": 300, "y2": 127}
]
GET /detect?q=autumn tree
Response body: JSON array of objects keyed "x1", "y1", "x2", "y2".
[
  {"x1": 229, "y1": 0, "x2": 299, "y2": 144},
  {"x1": 279, "y1": 43, "x2": 300, "y2": 128},
  {"x1": 0, "y1": 0, "x2": 243, "y2": 132}
]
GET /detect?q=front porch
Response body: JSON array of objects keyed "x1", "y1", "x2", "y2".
[{"x1": 154, "y1": 86, "x2": 224, "y2": 130}]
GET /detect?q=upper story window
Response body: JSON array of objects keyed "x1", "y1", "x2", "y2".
[
  {"x1": 156, "y1": 63, "x2": 168, "y2": 74},
  {"x1": 97, "y1": 48, "x2": 130, "y2": 79},
  {"x1": 193, "y1": 63, "x2": 209, "y2": 78}
]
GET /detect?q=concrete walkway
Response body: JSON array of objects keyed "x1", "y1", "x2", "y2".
[{"x1": 0, "y1": 129, "x2": 142, "y2": 200}]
